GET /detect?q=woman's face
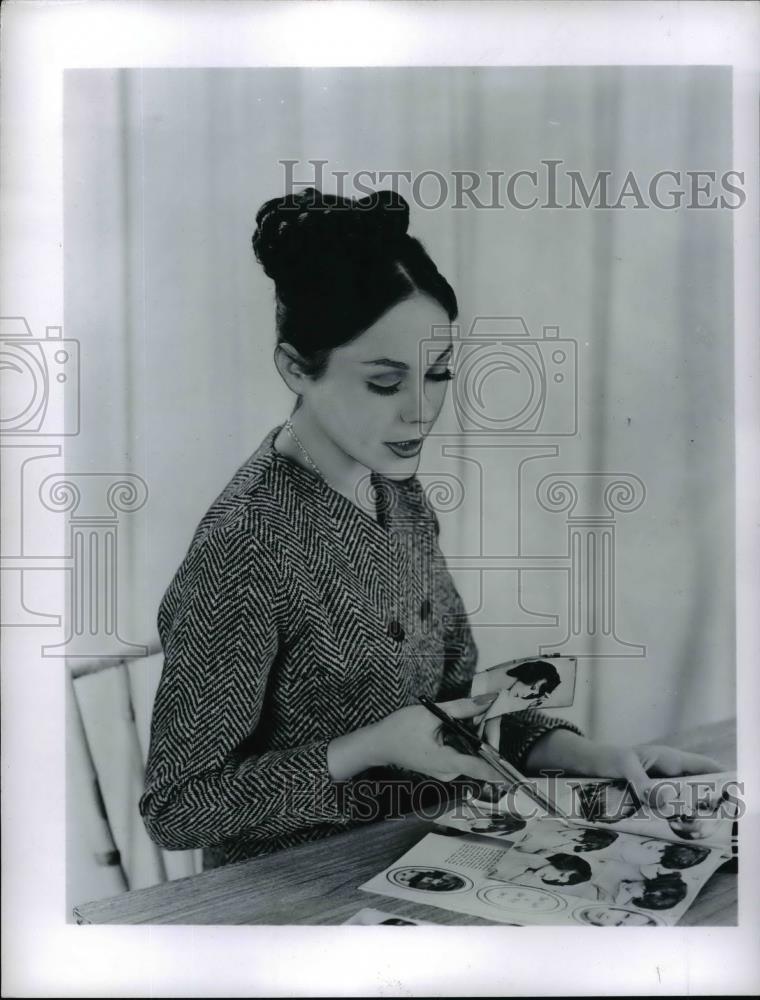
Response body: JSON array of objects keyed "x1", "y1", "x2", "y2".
[
  {"x1": 620, "y1": 838, "x2": 666, "y2": 865},
  {"x1": 297, "y1": 293, "x2": 453, "y2": 479},
  {"x1": 585, "y1": 907, "x2": 654, "y2": 927},
  {"x1": 511, "y1": 679, "x2": 546, "y2": 702},
  {"x1": 540, "y1": 864, "x2": 574, "y2": 886}
]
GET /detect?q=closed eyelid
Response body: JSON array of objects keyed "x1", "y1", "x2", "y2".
[{"x1": 369, "y1": 364, "x2": 453, "y2": 381}]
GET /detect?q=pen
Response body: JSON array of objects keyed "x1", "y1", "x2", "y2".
[{"x1": 418, "y1": 695, "x2": 570, "y2": 821}]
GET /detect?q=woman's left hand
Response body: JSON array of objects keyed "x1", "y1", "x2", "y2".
[
  {"x1": 587, "y1": 742, "x2": 724, "y2": 784},
  {"x1": 631, "y1": 744, "x2": 724, "y2": 778},
  {"x1": 525, "y1": 729, "x2": 724, "y2": 806}
]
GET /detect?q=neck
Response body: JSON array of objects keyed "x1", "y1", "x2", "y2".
[{"x1": 276, "y1": 411, "x2": 372, "y2": 509}]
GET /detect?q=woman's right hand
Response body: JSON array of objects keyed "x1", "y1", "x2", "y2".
[{"x1": 366, "y1": 694, "x2": 503, "y2": 782}]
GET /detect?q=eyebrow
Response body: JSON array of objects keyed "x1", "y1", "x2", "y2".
[{"x1": 361, "y1": 343, "x2": 453, "y2": 371}]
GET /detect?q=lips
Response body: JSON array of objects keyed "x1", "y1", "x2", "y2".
[{"x1": 385, "y1": 438, "x2": 423, "y2": 458}]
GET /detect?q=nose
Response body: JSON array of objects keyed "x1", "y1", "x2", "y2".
[{"x1": 400, "y1": 374, "x2": 439, "y2": 427}]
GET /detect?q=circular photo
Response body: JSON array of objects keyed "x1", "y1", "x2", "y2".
[
  {"x1": 388, "y1": 867, "x2": 473, "y2": 893},
  {"x1": 477, "y1": 884, "x2": 567, "y2": 914},
  {"x1": 574, "y1": 905, "x2": 661, "y2": 927}
]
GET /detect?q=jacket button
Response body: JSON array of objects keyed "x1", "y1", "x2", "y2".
[
  {"x1": 387, "y1": 619, "x2": 405, "y2": 642},
  {"x1": 419, "y1": 598, "x2": 432, "y2": 621}
]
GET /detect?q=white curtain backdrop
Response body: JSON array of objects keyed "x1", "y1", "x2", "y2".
[{"x1": 63, "y1": 67, "x2": 734, "y2": 900}]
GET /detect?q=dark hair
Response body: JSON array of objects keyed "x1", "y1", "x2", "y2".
[
  {"x1": 660, "y1": 844, "x2": 710, "y2": 870},
  {"x1": 632, "y1": 871, "x2": 688, "y2": 910},
  {"x1": 506, "y1": 659, "x2": 561, "y2": 697},
  {"x1": 406, "y1": 870, "x2": 462, "y2": 891},
  {"x1": 543, "y1": 853, "x2": 592, "y2": 885},
  {"x1": 473, "y1": 814, "x2": 526, "y2": 834},
  {"x1": 579, "y1": 779, "x2": 640, "y2": 823},
  {"x1": 252, "y1": 187, "x2": 458, "y2": 404},
  {"x1": 572, "y1": 828, "x2": 618, "y2": 852}
]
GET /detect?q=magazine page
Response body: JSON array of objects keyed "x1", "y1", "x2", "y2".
[
  {"x1": 359, "y1": 832, "x2": 727, "y2": 927},
  {"x1": 437, "y1": 772, "x2": 739, "y2": 853}
]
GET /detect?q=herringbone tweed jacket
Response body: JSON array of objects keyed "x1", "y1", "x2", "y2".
[{"x1": 140, "y1": 424, "x2": 581, "y2": 867}]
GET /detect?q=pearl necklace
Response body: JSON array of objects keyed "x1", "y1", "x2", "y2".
[{"x1": 284, "y1": 419, "x2": 324, "y2": 480}]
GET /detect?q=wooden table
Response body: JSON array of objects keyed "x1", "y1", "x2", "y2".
[{"x1": 74, "y1": 720, "x2": 737, "y2": 926}]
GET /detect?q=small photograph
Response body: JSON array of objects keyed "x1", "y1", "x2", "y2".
[
  {"x1": 612, "y1": 870, "x2": 690, "y2": 912},
  {"x1": 510, "y1": 821, "x2": 619, "y2": 856},
  {"x1": 342, "y1": 907, "x2": 429, "y2": 926},
  {"x1": 488, "y1": 852, "x2": 599, "y2": 897},
  {"x1": 665, "y1": 791, "x2": 731, "y2": 841},
  {"x1": 440, "y1": 802, "x2": 528, "y2": 839},
  {"x1": 573, "y1": 779, "x2": 642, "y2": 824},
  {"x1": 387, "y1": 867, "x2": 473, "y2": 893},
  {"x1": 667, "y1": 815, "x2": 719, "y2": 841},
  {"x1": 472, "y1": 656, "x2": 577, "y2": 725},
  {"x1": 573, "y1": 905, "x2": 660, "y2": 927},
  {"x1": 613, "y1": 838, "x2": 712, "y2": 871},
  {"x1": 567, "y1": 775, "x2": 738, "y2": 851}
]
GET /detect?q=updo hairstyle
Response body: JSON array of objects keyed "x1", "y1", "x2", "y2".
[{"x1": 252, "y1": 187, "x2": 457, "y2": 403}]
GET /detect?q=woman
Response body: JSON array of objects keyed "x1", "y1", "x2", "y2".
[
  {"x1": 491, "y1": 851, "x2": 593, "y2": 891},
  {"x1": 395, "y1": 869, "x2": 466, "y2": 893},
  {"x1": 481, "y1": 660, "x2": 563, "y2": 749},
  {"x1": 140, "y1": 187, "x2": 721, "y2": 869},
  {"x1": 511, "y1": 825, "x2": 618, "y2": 855},
  {"x1": 617, "y1": 838, "x2": 710, "y2": 869},
  {"x1": 504, "y1": 659, "x2": 562, "y2": 705},
  {"x1": 615, "y1": 871, "x2": 689, "y2": 911}
]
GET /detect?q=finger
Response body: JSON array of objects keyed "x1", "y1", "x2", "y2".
[
  {"x1": 439, "y1": 693, "x2": 499, "y2": 719},
  {"x1": 672, "y1": 751, "x2": 725, "y2": 776},
  {"x1": 616, "y1": 750, "x2": 655, "y2": 806},
  {"x1": 635, "y1": 746, "x2": 724, "y2": 777}
]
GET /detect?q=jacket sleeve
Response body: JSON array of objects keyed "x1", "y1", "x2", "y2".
[
  {"x1": 497, "y1": 708, "x2": 585, "y2": 771},
  {"x1": 140, "y1": 522, "x2": 349, "y2": 851}
]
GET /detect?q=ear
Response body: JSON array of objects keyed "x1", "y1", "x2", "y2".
[{"x1": 273, "y1": 342, "x2": 312, "y2": 396}]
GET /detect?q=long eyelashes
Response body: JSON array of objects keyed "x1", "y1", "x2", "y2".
[
  {"x1": 427, "y1": 369, "x2": 456, "y2": 383},
  {"x1": 367, "y1": 369, "x2": 455, "y2": 396}
]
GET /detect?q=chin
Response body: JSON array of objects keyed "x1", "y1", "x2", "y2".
[
  {"x1": 373, "y1": 448, "x2": 421, "y2": 479},
  {"x1": 385, "y1": 467, "x2": 418, "y2": 480},
  {"x1": 380, "y1": 464, "x2": 419, "y2": 481}
]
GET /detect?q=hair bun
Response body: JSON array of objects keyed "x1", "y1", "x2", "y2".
[
  {"x1": 252, "y1": 187, "x2": 410, "y2": 288},
  {"x1": 353, "y1": 189, "x2": 410, "y2": 241}
]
